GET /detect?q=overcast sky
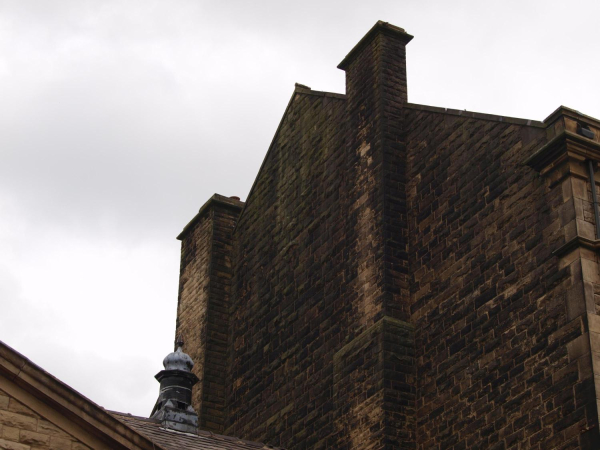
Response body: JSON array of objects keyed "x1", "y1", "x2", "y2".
[{"x1": 1, "y1": 0, "x2": 599, "y2": 417}]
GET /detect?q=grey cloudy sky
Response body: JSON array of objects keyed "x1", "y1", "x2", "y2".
[{"x1": 1, "y1": 0, "x2": 599, "y2": 416}]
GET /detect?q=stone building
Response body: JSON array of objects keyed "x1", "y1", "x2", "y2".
[
  {"x1": 174, "y1": 21, "x2": 600, "y2": 449},
  {"x1": 2, "y1": 19, "x2": 600, "y2": 450},
  {"x1": 0, "y1": 339, "x2": 281, "y2": 449}
]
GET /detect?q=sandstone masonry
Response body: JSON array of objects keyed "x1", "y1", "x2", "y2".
[
  {"x1": 175, "y1": 21, "x2": 600, "y2": 449},
  {"x1": 0, "y1": 387, "x2": 91, "y2": 450}
]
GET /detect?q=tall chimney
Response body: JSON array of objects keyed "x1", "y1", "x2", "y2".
[
  {"x1": 333, "y1": 21, "x2": 416, "y2": 448},
  {"x1": 339, "y1": 20, "x2": 413, "y2": 321},
  {"x1": 338, "y1": 20, "x2": 412, "y2": 105},
  {"x1": 175, "y1": 194, "x2": 243, "y2": 432}
]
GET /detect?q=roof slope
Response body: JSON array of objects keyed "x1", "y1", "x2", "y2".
[
  {"x1": 0, "y1": 340, "x2": 163, "y2": 450},
  {"x1": 0, "y1": 340, "x2": 284, "y2": 450},
  {"x1": 112, "y1": 412, "x2": 286, "y2": 450}
]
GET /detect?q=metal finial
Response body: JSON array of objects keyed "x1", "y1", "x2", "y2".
[{"x1": 175, "y1": 335, "x2": 184, "y2": 350}]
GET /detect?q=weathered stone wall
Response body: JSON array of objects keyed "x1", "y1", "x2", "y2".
[
  {"x1": 332, "y1": 316, "x2": 415, "y2": 449},
  {"x1": 228, "y1": 88, "x2": 348, "y2": 448},
  {"x1": 225, "y1": 23, "x2": 418, "y2": 450},
  {"x1": 405, "y1": 105, "x2": 599, "y2": 449},
  {"x1": 337, "y1": 22, "x2": 415, "y2": 448},
  {"x1": 342, "y1": 23, "x2": 412, "y2": 324},
  {"x1": 176, "y1": 207, "x2": 212, "y2": 419},
  {"x1": 174, "y1": 21, "x2": 600, "y2": 450},
  {"x1": 0, "y1": 387, "x2": 89, "y2": 450},
  {"x1": 175, "y1": 195, "x2": 242, "y2": 433}
]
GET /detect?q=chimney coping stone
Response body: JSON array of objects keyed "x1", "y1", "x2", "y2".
[
  {"x1": 177, "y1": 194, "x2": 244, "y2": 241},
  {"x1": 337, "y1": 20, "x2": 413, "y2": 71}
]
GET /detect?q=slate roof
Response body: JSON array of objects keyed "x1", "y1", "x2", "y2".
[{"x1": 111, "y1": 411, "x2": 285, "y2": 450}]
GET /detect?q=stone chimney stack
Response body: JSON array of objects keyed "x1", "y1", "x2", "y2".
[
  {"x1": 175, "y1": 194, "x2": 243, "y2": 433},
  {"x1": 332, "y1": 22, "x2": 417, "y2": 447},
  {"x1": 339, "y1": 21, "x2": 413, "y2": 321},
  {"x1": 338, "y1": 20, "x2": 412, "y2": 108},
  {"x1": 150, "y1": 338, "x2": 199, "y2": 434}
]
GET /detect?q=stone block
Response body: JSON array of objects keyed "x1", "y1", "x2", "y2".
[
  {"x1": 581, "y1": 258, "x2": 600, "y2": 284},
  {"x1": 7, "y1": 400, "x2": 35, "y2": 418},
  {"x1": 567, "y1": 333, "x2": 590, "y2": 361},
  {"x1": 0, "y1": 437, "x2": 29, "y2": 450},
  {"x1": 584, "y1": 282, "x2": 596, "y2": 313},
  {"x1": 559, "y1": 200, "x2": 576, "y2": 226},
  {"x1": 562, "y1": 178, "x2": 573, "y2": 201},
  {"x1": 49, "y1": 435, "x2": 72, "y2": 450},
  {"x1": 590, "y1": 331, "x2": 600, "y2": 354},
  {"x1": 588, "y1": 313, "x2": 600, "y2": 334},
  {"x1": 0, "y1": 411, "x2": 37, "y2": 432},
  {"x1": 577, "y1": 219, "x2": 596, "y2": 240},
  {"x1": 37, "y1": 420, "x2": 69, "y2": 438},
  {"x1": 572, "y1": 178, "x2": 588, "y2": 201},
  {"x1": 578, "y1": 354, "x2": 593, "y2": 380},
  {"x1": 2, "y1": 426, "x2": 19, "y2": 441},
  {"x1": 574, "y1": 197, "x2": 584, "y2": 219},
  {"x1": 19, "y1": 429, "x2": 50, "y2": 446},
  {"x1": 0, "y1": 395, "x2": 8, "y2": 410},
  {"x1": 559, "y1": 248, "x2": 580, "y2": 270},
  {"x1": 580, "y1": 246, "x2": 597, "y2": 262},
  {"x1": 566, "y1": 282, "x2": 586, "y2": 320},
  {"x1": 564, "y1": 220, "x2": 578, "y2": 243}
]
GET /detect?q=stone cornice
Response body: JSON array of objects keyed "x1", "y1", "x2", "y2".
[
  {"x1": 526, "y1": 130, "x2": 600, "y2": 174},
  {"x1": 543, "y1": 105, "x2": 600, "y2": 129},
  {"x1": 552, "y1": 236, "x2": 600, "y2": 257}
]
